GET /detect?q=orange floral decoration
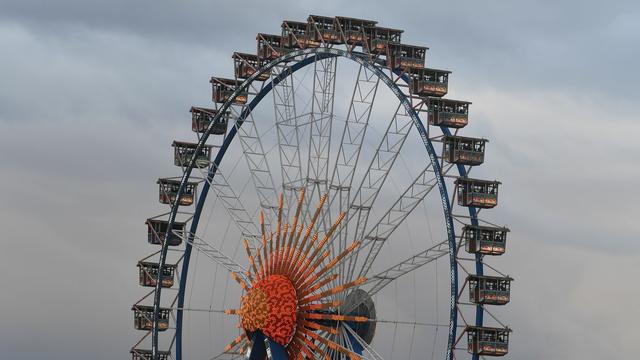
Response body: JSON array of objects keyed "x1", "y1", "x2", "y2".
[{"x1": 223, "y1": 189, "x2": 368, "y2": 360}]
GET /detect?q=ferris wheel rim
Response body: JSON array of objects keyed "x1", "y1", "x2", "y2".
[{"x1": 149, "y1": 47, "x2": 480, "y2": 360}]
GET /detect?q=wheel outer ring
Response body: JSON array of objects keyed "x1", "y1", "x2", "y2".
[{"x1": 150, "y1": 47, "x2": 481, "y2": 360}]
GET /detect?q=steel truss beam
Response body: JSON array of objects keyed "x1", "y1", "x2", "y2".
[
  {"x1": 272, "y1": 63, "x2": 304, "y2": 218},
  {"x1": 303, "y1": 57, "x2": 337, "y2": 227},
  {"x1": 328, "y1": 64, "x2": 380, "y2": 287},
  {"x1": 333, "y1": 103, "x2": 413, "y2": 286},
  {"x1": 185, "y1": 232, "x2": 249, "y2": 283},
  {"x1": 228, "y1": 92, "x2": 279, "y2": 230},
  {"x1": 349, "y1": 103, "x2": 413, "y2": 240},
  {"x1": 194, "y1": 167, "x2": 261, "y2": 250},
  {"x1": 363, "y1": 238, "x2": 449, "y2": 297},
  {"x1": 353, "y1": 163, "x2": 456, "y2": 280}
]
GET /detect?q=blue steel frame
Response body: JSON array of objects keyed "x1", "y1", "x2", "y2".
[{"x1": 150, "y1": 47, "x2": 483, "y2": 360}]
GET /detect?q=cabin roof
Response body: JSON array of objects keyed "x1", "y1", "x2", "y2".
[
  {"x1": 131, "y1": 305, "x2": 166, "y2": 311},
  {"x1": 308, "y1": 14, "x2": 335, "y2": 22},
  {"x1": 392, "y1": 43, "x2": 429, "y2": 51},
  {"x1": 156, "y1": 177, "x2": 199, "y2": 186},
  {"x1": 443, "y1": 134, "x2": 488, "y2": 143},
  {"x1": 190, "y1": 106, "x2": 229, "y2": 116},
  {"x1": 371, "y1": 26, "x2": 404, "y2": 34},
  {"x1": 282, "y1": 20, "x2": 308, "y2": 28},
  {"x1": 209, "y1": 77, "x2": 240, "y2": 86},
  {"x1": 335, "y1": 16, "x2": 378, "y2": 26},
  {"x1": 171, "y1": 140, "x2": 215, "y2": 149},
  {"x1": 428, "y1": 98, "x2": 472, "y2": 105},
  {"x1": 190, "y1": 106, "x2": 215, "y2": 114},
  {"x1": 137, "y1": 261, "x2": 177, "y2": 268},
  {"x1": 467, "y1": 274, "x2": 514, "y2": 281},
  {"x1": 463, "y1": 224, "x2": 510, "y2": 232},
  {"x1": 411, "y1": 67, "x2": 451, "y2": 75},
  {"x1": 466, "y1": 325, "x2": 512, "y2": 333},
  {"x1": 232, "y1": 52, "x2": 259, "y2": 60},
  {"x1": 454, "y1": 177, "x2": 502, "y2": 185},
  {"x1": 257, "y1": 33, "x2": 282, "y2": 40},
  {"x1": 145, "y1": 218, "x2": 187, "y2": 226}
]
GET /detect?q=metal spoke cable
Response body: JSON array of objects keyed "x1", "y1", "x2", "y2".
[
  {"x1": 194, "y1": 165, "x2": 262, "y2": 250},
  {"x1": 341, "y1": 324, "x2": 384, "y2": 360},
  {"x1": 184, "y1": 231, "x2": 248, "y2": 283},
  {"x1": 302, "y1": 57, "x2": 337, "y2": 228},
  {"x1": 230, "y1": 106, "x2": 279, "y2": 228},
  {"x1": 326, "y1": 63, "x2": 380, "y2": 292},
  {"x1": 357, "y1": 238, "x2": 450, "y2": 298},
  {"x1": 334, "y1": 103, "x2": 414, "y2": 284}
]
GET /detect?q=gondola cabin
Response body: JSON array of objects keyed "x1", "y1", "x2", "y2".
[
  {"x1": 334, "y1": 16, "x2": 377, "y2": 47},
  {"x1": 131, "y1": 349, "x2": 171, "y2": 360},
  {"x1": 282, "y1": 20, "x2": 320, "y2": 49},
  {"x1": 210, "y1": 77, "x2": 247, "y2": 105},
  {"x1": 307, "y1": 15, "x2": 341, "y2": 44},
  {"x1": 132, "y1": 305, "x2": 170, "y2": 331},
  {"x1": 388, "y1": 43, "x2": 427, "y2": 69},
  {"x1": 137, "y1": 261, "x2": 176, "y2": 288},
  {"x1": 468, "y1": 275, "x2": 512, "y2": 305},
  {"x1": 146, "y1": 218, "x2": 185, "y2": 246},
  {"x1": 233, "y1": 52, "x2": 269, "y2": 81},
  {"x1": 455, "y1": 177, "x2": 500, "y2": 209},
  {"x1": 463, "y1": 224, "x2": 509, "y2": 255},
  {"x1": 257, "y1": 33, "x2": 290, "y2": 61},
  {"x1": 426, "y1": 98, "x2": 470, "y2": 128},
  {"x1": 442, "y1": 135, "x2": 486, "y2": 166},
  {"x1": 466, "y1": 326, "x2": 510, "y2": 356},
  {"x1": 172, "y1": 141, "x2": 214, "y2": 169},
  {"x1": 157, "y1": 178, "x2": 197, "y2": 206},
  {"x1": 367, "y1": 26, "x2": 403, "y2": 54},
  {"x1": 408, "y1": 68, "x2": 450, "y2": 97},
  {"x1": 190, "y1": 107, "x2": 229, "y2": 135}
]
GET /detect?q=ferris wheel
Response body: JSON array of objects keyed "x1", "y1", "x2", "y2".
[{"x1": 131, "y1": 15, "x2": 513, "y2": 360}]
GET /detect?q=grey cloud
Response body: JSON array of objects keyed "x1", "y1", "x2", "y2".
[
  {"x1": 2, "y1": 0, "x2": 639, "y2": 100},
  {"x1": 1, "y1": 1, "x2": 639, "y2": 360}
]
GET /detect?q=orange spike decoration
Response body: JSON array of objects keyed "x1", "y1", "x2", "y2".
[{"x1": 223, "y1": 190, "x2": 368, "y2": 358}]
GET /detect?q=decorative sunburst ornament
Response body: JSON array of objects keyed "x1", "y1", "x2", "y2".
[{"x1": 223, "y1": 189, "x2": 367, "y2": 359}]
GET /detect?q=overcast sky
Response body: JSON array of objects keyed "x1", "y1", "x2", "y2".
[{"x1": 1, "y1": 1, "x2": 639, "y2": 359}]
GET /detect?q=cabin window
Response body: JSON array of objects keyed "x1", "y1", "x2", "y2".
[
  {"x1": 146, "y1": 219, "x2": 185, "y2": 246},
  {"x1": 210, "y1": 77, "x2": 247, "y2": 105},
  {"x1": 455, "y1": 178, "x2": 501, "y2": 209},
  {"x1": 191, "y1": 107, "x2": 228, "y2": 135},
  {"x1": 442, "y1": 136, "x2": 486, "y2": 165}
]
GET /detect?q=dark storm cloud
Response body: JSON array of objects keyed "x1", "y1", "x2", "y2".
[{"x1": 1, "y1": 1, "x2": 639, "y2": 360}]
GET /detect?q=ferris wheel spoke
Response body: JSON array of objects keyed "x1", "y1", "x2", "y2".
[
  {"x1": 348, "y1": 162, "x2": 457, "y2": 281},
  {"x1": 195, "y1": 166, "x2": 262, "y2": 249},
  {"x1": 337, "y1": 103, "x2": 413, "y2": 285},
  {"x1": 185, "y1": 231, "x2": 249, "y2": 283},
  {"x1": 360, "y1": 238, "x2": 450, "y2": 298},
  {"x1": 341, "y1": 327, "x2": 369, "y2": 360},
  {"x1": 303, "y1": 56, "x2": 337, "y2": 230},
  {"x1": 327, "y1": 63, "x2": 380, "y2": 291},
  {"x1": 228, "y1": 104, "x2": 279, "y2": 231},
  {"x1": 341, "y1": 323, "x2": 384, "y2": 360},
  {"x1": 272, "y1": 64, "x2": 305, "y2": 219},
  {"x1": 349, "y1": 103, "x2": 413, "y2": 237}
]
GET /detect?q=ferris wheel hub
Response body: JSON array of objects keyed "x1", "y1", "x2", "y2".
[{"x1": 239, "y1": 274, "x2": 298, "y2": 346}]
